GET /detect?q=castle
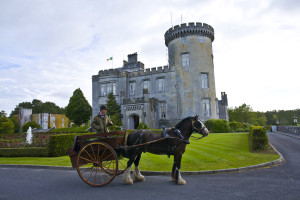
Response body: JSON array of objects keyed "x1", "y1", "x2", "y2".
[{"x1": 92, "y1": 22, "x2": 228, "y2": 129}]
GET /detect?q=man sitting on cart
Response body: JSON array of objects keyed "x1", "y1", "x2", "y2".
[{"x1": 91, "y1": 105, "x2": 113, "y2": 133}]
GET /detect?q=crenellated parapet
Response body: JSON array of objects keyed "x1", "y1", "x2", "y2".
[
  {"x1": 164, "y1": 22, "x2": 214, "y2": 46},
  {"x1": 96, "y1": 65, "x2": 173, "y2": 79},
  {"x1": 98, "y1": 68, "x2": 121, "y2": 77}
]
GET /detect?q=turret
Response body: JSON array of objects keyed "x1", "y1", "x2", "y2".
[{"x1": 164, "y1": 22, "x2": 218, "y2": 120}]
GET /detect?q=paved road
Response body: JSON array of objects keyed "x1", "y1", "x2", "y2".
[{"x1": 0, "y1": 133, "x2": 299, "y2": 200}]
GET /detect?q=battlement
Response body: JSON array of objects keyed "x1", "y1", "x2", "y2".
[
  {"x1": 128, "y1": 65, "x2": 172, "y2": 78},
  {"x1": 164, "y1": 22, "x2": 215, "y2": 46},
  {"x1": 96, "y1": 65, "x2": 172, "y2": 79}
]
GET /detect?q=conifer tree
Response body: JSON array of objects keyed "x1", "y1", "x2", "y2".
[
  {"x1": 65, "y1": 88, "x2": 92, "y2": 126},
  {"x1": 106, "y1": 92, "x2": 122, "y2": 130}
]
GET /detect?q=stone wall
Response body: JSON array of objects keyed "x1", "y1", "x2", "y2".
[{"x1": 278, "y1": 126, "x2": 300, "y2": 136}]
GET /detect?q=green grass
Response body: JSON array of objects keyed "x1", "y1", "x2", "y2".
[{"x1": 0, "y1": 133, "x2": 279, "y2": 171}]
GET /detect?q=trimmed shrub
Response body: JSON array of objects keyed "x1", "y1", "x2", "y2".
[
  {"x1": 205, "y1": 119, "x2": 230, "y2": 133},
  {"x1": 47, "y1": 132, "x2": 89, "y2": 157},
  {"x1": 22, "y1": 121, "x2": 41, "y2": 132},
  {"x1": 249, "y1": 126, "x2": 269, "y2": 150},
  {"x1": 0, "y1": 147, "x2": 48, "y2": 157}
]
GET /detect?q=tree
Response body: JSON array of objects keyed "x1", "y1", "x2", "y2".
[
  {"x1": 0, "y1": 110, "x2": 7, "y2": 117},
  {"x1": 106, "y1": 92, "x2": 122, "y2": 130},
  {"x1": 10, "y1": 102, "x2": 32, "y2": 116},
  {"x1": 65, "y1": 88, "x2": 92, "y2": 126},
  {"x1": 228, "y1": 104, "x2": 255, "y2": 124},
  {"x1": 0, "y1": 116, "x2": 14, "y2": 134},
  {"x1": 10, "y1": 99, "x2": 65, "y2": 117}
]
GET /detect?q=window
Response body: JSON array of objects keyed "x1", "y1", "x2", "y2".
[
  {"x1": 160, "y1": 103, "x2": 166, "y2": 119},
  {"x1": 182, "y1": 53, "x2": 190, "y2": 67},
  {"x1": 199, "y1": 36, "x2": 205, "y2": 43},
  {"x1": 143, "y1": 80, "x2": 150, "y2": 93},
  {"x1": 203, "y1": 99, "x2": 211, "y2": 116},
  {"x1": 101, "y1": 84, "x2": 106, "y2": 96},
  {"x1": 112, "y1": 83, "x2": 117, "y2": 95},
  {"x1": 158, "y1": 79, "x2": 165, "y2": 92},
  {"x1": 107, "y1": 83, "x2": 112, "y2": 94},
  {"x1": 201, "y1": 73, "x2": 209, "y2": 88},
  {"x1": 130, "y1": 82, "x2": 136, "y2": 95}
]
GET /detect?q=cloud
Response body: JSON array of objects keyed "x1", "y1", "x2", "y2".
[{"x1": 0, "y1": 0, "x2": 300, "y2": 115}]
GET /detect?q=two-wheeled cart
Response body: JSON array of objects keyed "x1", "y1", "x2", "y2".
[{"x1": 68, "y1": 130, "x2": 173, "y2": 187}]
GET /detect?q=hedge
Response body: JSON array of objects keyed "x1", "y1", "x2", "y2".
[
  {"x1": 48, "y1": 132, "x2": 90, "y2": 157},
  {"x1": 0, "y1": 147, "x2": 48, "y2": 157},
  {"x1": 249, "y1": 126, "x2": 269, "y2": 151},
  {"x1": 204, "y1": 119, "x2": 230, "y2": 133}
]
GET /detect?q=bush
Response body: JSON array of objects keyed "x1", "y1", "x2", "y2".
[
  {"x1": 0, "y1": 147, "x2": 48, "y2": 157},
  {"x1": 22, "y1": 121, "x2": 41, "y2": 132},
  {"x1": 249, "y1": 126, "x2": 269, "y2": 151},
  {"x1": 47, "y1": 132, "x2": 89, "y2": 157},
  {"x1": 137, "y1": 122, "x2": 149, "y2": 129},
  {"x1": 229, "y1": 121, "x2": 250, "y2": 132},
  {"x1": 205, "y1": 119, "x2": 230, "y2": 133}
]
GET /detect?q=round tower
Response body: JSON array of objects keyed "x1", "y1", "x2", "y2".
[{"x1": 164, "y1": 22, "x2": 218, "y2": 120}]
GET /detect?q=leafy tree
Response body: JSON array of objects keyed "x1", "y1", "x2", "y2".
[
  {"x1": 65, "y1": 88, "x2": 92, "y2": 126},
  {"x1": 0, "y1": 110, "x2": 7, "y2": 117},
  {"x1": 10, "y1": 102, "x2": 32, "y2": 116},
  {"x1": 228, "y1": 104, "x2": 255, "y2": 124},
  {"x1": 10, "y1": 99, "x2": 65, "y2": 117},
  {"x1": 9, "y1": 116, "x2": 20, "y2": 133},
  {"x1": 21, "y1": 121, "x2": 41, "y2": 132},
  {"x1": 0, "y1": 116, "x2": 15, "y2": 134},
  {"x1": 106, "y1": 92, "x2": 122, "y2": 130},
  {"x1": 32, "y1": 99, "x2": 44, "y2": 113}
]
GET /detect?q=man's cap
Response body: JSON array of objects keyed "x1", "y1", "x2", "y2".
[{"x1": 100, "y1": 105, "x2": 107, "y2": 110}]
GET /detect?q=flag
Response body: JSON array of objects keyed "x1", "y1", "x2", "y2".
[{"x1": 106, "y1": 57, "x2": 113, "y2": 61}]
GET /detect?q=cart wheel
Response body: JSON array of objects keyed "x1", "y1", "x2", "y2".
[
  {"x1": 77, "y1": 142, "x2": 118, "y2": 187},
  {"x1": 117, "y1": 156, "x2": 129, "y2": 175}
]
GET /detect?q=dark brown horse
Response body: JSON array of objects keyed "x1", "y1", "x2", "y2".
[{"x1": 122, "y1": 115, "x2": 209, "y2": 185}]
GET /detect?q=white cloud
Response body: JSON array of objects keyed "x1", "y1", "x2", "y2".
[{"x1": 0, "y1": 0, "x2": 299, "y2": 115}]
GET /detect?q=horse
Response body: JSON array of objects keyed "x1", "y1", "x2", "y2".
[{"x1": 122, "y1": 115, "x2": 209, "y2": 185}]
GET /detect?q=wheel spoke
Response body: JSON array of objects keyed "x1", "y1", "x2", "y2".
[{"x1": 83, "y1": 149, "x2": 95, "y2": 162}]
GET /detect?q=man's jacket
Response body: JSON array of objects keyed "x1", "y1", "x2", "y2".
[{"x1": 91, "y1": 114, "x2": 111, "y2": 133}]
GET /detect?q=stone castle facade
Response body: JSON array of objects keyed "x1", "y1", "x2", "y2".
[{"x1": 92, "y1": 22, "x2": 228, "y2": 129}]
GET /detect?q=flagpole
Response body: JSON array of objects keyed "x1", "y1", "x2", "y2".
[{"x1": 112, "y1": 55, "x2": 113, "y2": 68}]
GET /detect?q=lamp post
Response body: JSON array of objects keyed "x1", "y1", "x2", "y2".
[
  {"x1": 293, "y1": 116, "x2": 297, "y2": 126},
  {"x1": 276, "y1": 120, "x2": 279, "y2": 131}
]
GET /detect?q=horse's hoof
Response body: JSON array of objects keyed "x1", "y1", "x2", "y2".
[
  {"x1": 125, "y1": 179, "x2": 134, "y2": 185},
  {"x1": 122, "y1": 177, "x2": 134, "y2": 185},
  {"x1": 134, "y1": 175, "x2": 145, "y2": 182},
  {"x1": 177, "y1": 179, "x2": 186, "y2": 185}
]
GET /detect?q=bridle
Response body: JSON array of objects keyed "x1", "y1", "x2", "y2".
[{"x1": 190, "y1": 119, "x2": 208, "y2": 140}]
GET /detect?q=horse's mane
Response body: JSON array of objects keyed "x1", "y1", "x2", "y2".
[{"x1": 174, "y1": 117, "x2": 192, "y2": 129}]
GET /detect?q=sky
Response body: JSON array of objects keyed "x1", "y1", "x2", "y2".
[{"x1": 1, "y1": 0, "x2": 300, "y2": 116}]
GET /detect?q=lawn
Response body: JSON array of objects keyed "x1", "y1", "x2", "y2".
[{"x1": 0, "y1": 133, "x2": 279, "y2": 171}]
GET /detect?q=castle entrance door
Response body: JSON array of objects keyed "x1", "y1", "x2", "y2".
[{"x1": 130, "y1": 114, "x2": 139, "y2": 129}]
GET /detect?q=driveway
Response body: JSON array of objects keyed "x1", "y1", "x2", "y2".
[{"x1": 0, "y1": 132, "x2": 299, "y2": 200}]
